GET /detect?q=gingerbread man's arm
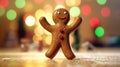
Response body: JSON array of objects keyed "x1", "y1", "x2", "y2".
[
  {"x1": 39, "y1": 17, "x2": 53, "y2": 32},
  {"x1": 67, "y1": 16, "x2": 82, "y2": 32}
]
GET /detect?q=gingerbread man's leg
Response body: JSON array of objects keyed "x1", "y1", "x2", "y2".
[
  {"x1": 61, "y1": 40, "x2": 75, "y2": 60},
  {"x1": 46, "y1": 41, "x2": 61, "y2": 59}
]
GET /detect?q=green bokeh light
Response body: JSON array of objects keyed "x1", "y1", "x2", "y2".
[
  {"x1": 70, "y1": 6, "x2": 80, "y2": 17},
  {"x1": 97, "y1": 0, "x2": 107, "y2": 5},
  {"x1": 95, "y1": 26, "x2": 105, "y2": 38},
  {"x1": 15, "y1": 0, "x2": 26, "y2": 8},
  {"x1": 6, "y1": 9, "x2": 17, "y2": 20},
  {"x1": 0, "y1": 7, "x2": 5, "y2": 16}
]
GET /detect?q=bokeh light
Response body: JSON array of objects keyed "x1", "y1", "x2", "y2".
[
  {"x1": 65, "y1": 0, "x2": 81, "y2": 7},
  {"x1": 101, "y1": 7, "x2": 110, "y2": 18},
  {"x1": 35, "y1": 9, "x2": 44, "y2": 25},
  {"x1": 34, "y1": 9, "x2": 52, "y2": 44},
  {"x1": 45, "y1": 36, "x2": 52, "y2": 45},
  {"x1": 55, "y1": 0, "x2": 64, "y2": 5},
  {"x1": 33, "y1": 35, "x2": 42, "y2": 44},
  {"x1": 43, "y1": 4, "x2": 53, "y2": 13},
  {"x1": 95, "y1": 26, "x2": 105, "y2": 38},
  {"x1": 6, "y1": 9, "x2": 17, "y2": 21},
  {"x1": 81, "y1": 4, "x2": 91, "y2": 16},
  {"x1": 70, "y1": 6, "x2": 80, "y2": 17},
  {"x1": 75, "y1": 0, "x2": 81, "y2": 6},
  {"x1": 35, "y1": 9, "x2": 45, "y2": 19},
  {"x1": 55, "y1": 5, "x2": 65, "y2": 10},
  {"x1": 23, "y1": 2, "x2": 33, "y2": 12},
  {"x1": 89, "y1": 17, "x2": 100, "y2": 28},
  {"x1": 15, "y1": 0, "x2": 26, "y2": 8},
  {"x1": 34, "y1": 0, "x2": 44, "y2": 4},
  {"x1": 67, "y1": 17, "x2": 75, "y2": 25},
  {"x1": 97, "y1": 0, "x2": 107, "y2": 5},
  {"x1": 45, "y1": 12, "x2": 54, "y2": 25},
  {"x1": 34, "y1": 26, "x2": 44, "y2": 36},
  {"x1": 24, "y1": 15, "x2": 35, "y2": 27},
  {"x1": 35, "y1": 9, "x2": 45, "y2": 26},
  {"x1": 0, "y1": 0, "x2": 9, "y2": 8},
  {"x1": 0, "y1": 7, "x2": 5, "y2": 16},
  {"x1": 23, "y1": 14, "x2": 31, "y2": 20}
]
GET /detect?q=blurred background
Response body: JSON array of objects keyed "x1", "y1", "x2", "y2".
[
  {"x1": 0, "y1": 0, "x2": 120, "y2": 50},
  {"x1": 0, "y1": 0, "x2": 120, "y2": 67}
]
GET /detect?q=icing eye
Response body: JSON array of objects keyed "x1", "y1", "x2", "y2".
[
  {"x1": 64, "y1": 11, "x2": 67, "y2": 14},
  {"x1": 57, "y1": 11, "x2": 60, "y2": 14}
]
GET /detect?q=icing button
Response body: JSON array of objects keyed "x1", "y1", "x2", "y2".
[
  {"x1": 58, "y1": 34, "x2": 64, "y2": 40},
  {"x1": 59, "y1": 28, "x2": 64, "y2": 33}
]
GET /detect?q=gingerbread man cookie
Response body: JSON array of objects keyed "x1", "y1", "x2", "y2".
[{"x1": 39, "y1": 8, "x2": 82, "y2": 60}]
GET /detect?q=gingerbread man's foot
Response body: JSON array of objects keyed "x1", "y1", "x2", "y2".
[
  {"x1": 45, "y1": 48, "x2": 59, "y2": 59},
  {"x1": 66, "y1": 54, "x2": 75, "y2": 60},
  {"x1": 45, "y1": 43, "x2": 61, "y2": 59},
  {"x1": 45, "y1": 52, "x2": 54, "y2": 59},
  {"x1": 61, "y1": 41, "x2": 76, "y2": 60}
]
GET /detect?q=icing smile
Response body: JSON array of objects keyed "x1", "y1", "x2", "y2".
[{"x1": 58, "y1": 16, "x2": 66, "y2": 20}]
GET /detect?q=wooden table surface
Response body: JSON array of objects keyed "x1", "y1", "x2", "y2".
[{"x1": 0, "y1": 48, "x2": 120, "y2": 67}]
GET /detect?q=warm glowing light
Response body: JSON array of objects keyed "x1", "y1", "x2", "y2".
[
  {"x1": 34, "y1": 9, "x2": 47, "y2": 44},
  {"x1": 34, "y1": 26, "x2": 44, "y2": 36},
  {"x1": 23, "y1": 2, "x2": 33, "y2": 12},
  {"x1": 81, "y1": 4, "x2": 91, "y2": 16},
  {"x1": 95, "y1": 26, "x2": 105, "y2": 38},
  {"x1": 75, "y1": 0, "x2": 81, "y2": 6},
  {"x1": 0, "y1": 7, "x2": 5, "y2": 16},
  {"x1": 67, "y1": 17, "x2": 75, "y2": 25},
  {"x1": 43, "y1": 4, "x2": 53, "y2": 13},
  {"x1": 45, "y1": 12, "x2": 55, "y2": 25},
  {"x1": 45, "y1": 36, "x2": 52, "y2": 45},
  {"x1": 65, "y1": 0, "x2": 75, "y2": 7},
  {"x1": 101, "y1": 7, "x2": 110, "y2": 18},
  {"x1": 55, "y1": 5, "x2": 65, "y2": 10},
  {"x1": 34, "y1": 9, "x2": 53, "y2": 45},
  {"x1": 6, "y1": 9, "x2": 17, "y2": 20},
  {"x1": 24, "y1": 60, "x2": 35, "y2": 67},
  {"x1": 25, "y1": 15, "x2": 35, "y2": 27},
  {"x1": 55, "y1": 0, "x2": 64, "y2": 4},
  {"x1": 34, "y1": 0, "x2": 44, "y2": 4},
  {"x1": 33, "y1": 35, "x2": 43, "y2": 44},
  {"x1": 65, "y1": 0, "x2": 81, "y2": 7},
  {"x1": 35, "y1": 9, "x2": 45, "y2": 26},
  {"x1": 35, "y1": 9, "x2": 45, "y2": 19},
  {"x1": 23, "y1": 14, "x2": 31, "y2": 20},
  {"x1": 70, "y1": 6, "x2": 80, "y2": 17},
  {"x1": 89, "y1": 17, "x2": 100, "y2": 28},
  {"x1": 97, "y1": 0, "x2": 107, "y2": 5},
  {"x1": 0, "y1": 0, "x2": 9, "y2": 8},
  {"x1": 15, "y1": 0, "x2": 26, "y2": 8}
]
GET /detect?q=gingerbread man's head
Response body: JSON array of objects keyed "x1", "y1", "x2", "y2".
[{"x1": 53, "y1": 8, "x2": 70, "y2": 25}]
